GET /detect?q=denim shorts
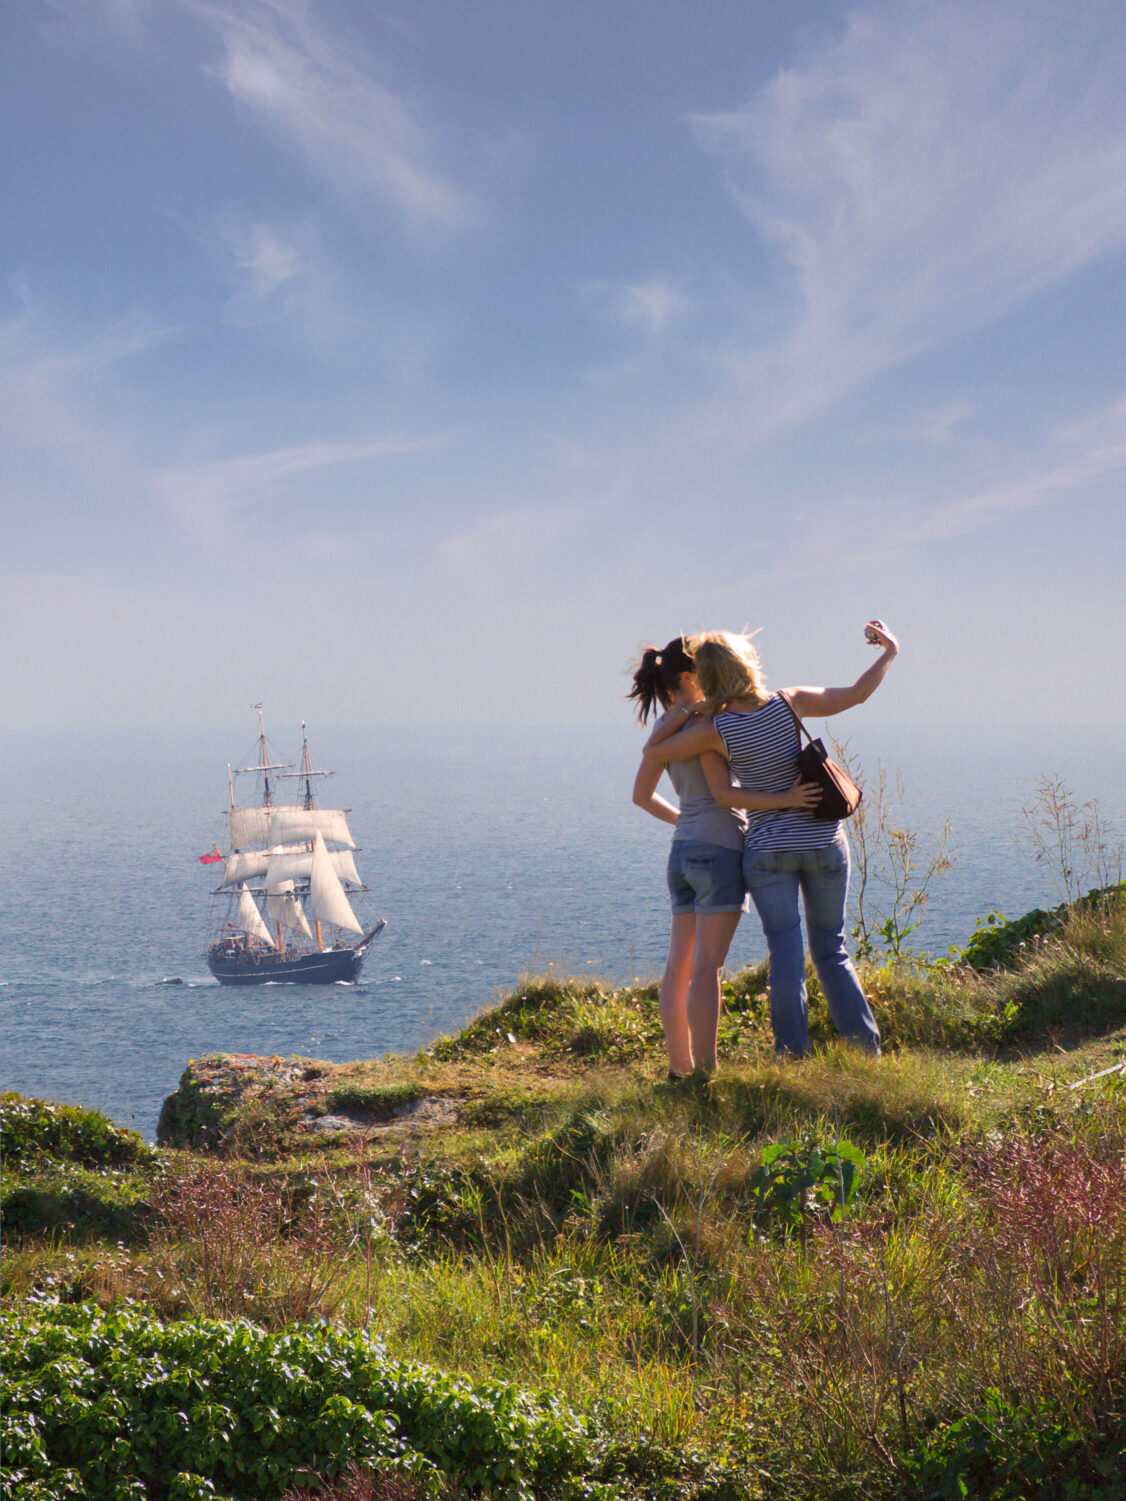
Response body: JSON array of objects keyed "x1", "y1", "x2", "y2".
[{"x1": 667, "y1": 839, "x2": 746, "y2": 915}]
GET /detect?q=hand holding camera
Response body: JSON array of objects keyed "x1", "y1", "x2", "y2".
[{"x1": 864, "y1": 619, "x2": 897, "y2": 652}]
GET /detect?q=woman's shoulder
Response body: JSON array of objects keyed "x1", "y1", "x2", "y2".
[{"x1": 717, "y1": 692, "x2": 781, "y2": 720}]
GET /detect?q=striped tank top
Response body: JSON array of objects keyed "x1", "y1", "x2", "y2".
[{"x1": 714, "y1": 694, "x2": 841, "y2": 851}]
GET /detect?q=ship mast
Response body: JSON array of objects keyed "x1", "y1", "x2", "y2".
[
  {"x1": 257, "y1": 703, "x2": 272, "y2": 808},
  {"x1": 302, "y1": 722, "x2": 314, "y2": 810},
  {"x1": 302, "y1": 721, "x2": 320, "y2": 950}
]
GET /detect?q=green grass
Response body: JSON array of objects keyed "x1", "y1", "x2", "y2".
[
  {"x1": 4, "y1": 894, "x2": 1126, "y2": 1499},
  {"x1": 326, "y1": 1081, "x2": 428, "y2": 1116}
]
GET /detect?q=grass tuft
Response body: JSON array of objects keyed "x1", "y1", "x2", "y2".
[{"x1": 6, "y1": 888, "x2": 1126, "y2": 1501}]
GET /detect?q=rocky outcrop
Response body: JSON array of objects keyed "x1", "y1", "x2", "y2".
[
  {"x1": 156, "y1": 1054, "x2": 325, "y2": 1150},
  {"x1": 156, "y1": 1054, "x2": 461, "y2": 1151}
]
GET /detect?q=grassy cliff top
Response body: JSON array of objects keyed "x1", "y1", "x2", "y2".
[{"x1": 4, "y1": 892, "x2": 1126, "y2": 1500}]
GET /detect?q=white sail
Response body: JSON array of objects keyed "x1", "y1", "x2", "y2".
[
  {"x1": 270, "y1": 807, "x2": 356, "y2": 849},
  {"x1": 235, "y1": 884, "x2": 275, "y2": 947},
  {"x1": 230, "y1": 807, "x2": 273, "y2": 847},
  {"x1": 222, "y1": 850, "x2": 269, "y2": 887},
  {"x1": 308, "y1": 830, "x2": 363, "y2": 933},
  {"x1": 266, "y1": 879, "x2": 313, "y2": 939},
  {"x1": 230, "y1": 804, "x2": 356, "y2": 850},
  {"x1": 265, "y1": 846, "x2": 362, "y2": 888},
  {"x1": 332, "y1": 848, "x2": 363, "y2": 885}
]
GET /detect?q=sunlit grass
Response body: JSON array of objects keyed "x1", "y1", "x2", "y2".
[{"x1": 5, "y1": 895, "x2": 1126, "y2": 1499}]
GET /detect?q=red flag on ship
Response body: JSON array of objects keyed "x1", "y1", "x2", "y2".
[{"x1": 199, "y1": 846, "x2": 223, "y2": 865}]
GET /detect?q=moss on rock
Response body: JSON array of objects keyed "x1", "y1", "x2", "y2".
[{"x1": 156, "y1": 1054, "x2": 324, "y2": 1151}]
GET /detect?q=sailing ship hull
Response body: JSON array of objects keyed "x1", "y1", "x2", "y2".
[
  {"x1": 208, "y1": 947, "x2": 362, "y2": 985},
  {"x1": 207, "y1": 922, "x2": 386, "y2": 986}
]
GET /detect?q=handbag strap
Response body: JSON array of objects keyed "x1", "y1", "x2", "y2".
[{"x1": 779, "y1": 691, "x2": 814, "y2": 745}]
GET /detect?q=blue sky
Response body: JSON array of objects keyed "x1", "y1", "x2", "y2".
[{"x1": 4, "y1": 0, "x2": 1125, "y2": 741}]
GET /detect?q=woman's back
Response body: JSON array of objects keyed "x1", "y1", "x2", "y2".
[
  {"x1": 714, "y1": 694, "x2": 840, "y2": 850},
  {"x1": 665, "y1": 752, "x2": 745, "y2": 849}
]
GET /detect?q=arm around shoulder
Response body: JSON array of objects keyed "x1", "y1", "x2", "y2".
[{"x1": 642, "y1": 710, "x2": 726, "y2": 762}]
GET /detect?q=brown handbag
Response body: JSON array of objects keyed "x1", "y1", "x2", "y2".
[{"x1": 779, "y1": 692, "x2": 863, "y2": 821}]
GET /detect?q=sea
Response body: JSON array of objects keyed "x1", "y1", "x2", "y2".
[{"x1": 2, "y1": 723, "x2": 1123, "y2": 1140}]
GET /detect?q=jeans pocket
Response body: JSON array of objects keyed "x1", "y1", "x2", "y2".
[{"x1": 814, "y1": 837, "x2": 849, "y2": 876}]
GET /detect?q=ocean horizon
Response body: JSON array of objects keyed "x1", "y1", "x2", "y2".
[{"x1": 3, "y1": 721, "x2": 1123, "y2": 1139}]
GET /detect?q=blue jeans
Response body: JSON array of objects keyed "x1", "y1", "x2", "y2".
[{"x1": 743, "y1": 833, "x2": 880, "y2": 1058}]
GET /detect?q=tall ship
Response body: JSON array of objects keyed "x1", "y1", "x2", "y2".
[{"x1": 202, "y1": 711, "x2": 385, "y2": 985}]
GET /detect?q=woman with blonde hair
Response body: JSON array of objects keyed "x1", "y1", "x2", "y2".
[
  {"x1": 629, "y1": 636, "x2": 818, "y2": 1076},
  {"x1": 643, "y1": 621, "x2": 898, "y2": 1059}
]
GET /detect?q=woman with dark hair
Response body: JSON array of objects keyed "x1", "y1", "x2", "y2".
[
  {"x1": 642, "y1": 622, "x2": 897, "y2": 1059},
  {"x1": 629, "y1": 637, "x2": 813, "y2": 1076}
]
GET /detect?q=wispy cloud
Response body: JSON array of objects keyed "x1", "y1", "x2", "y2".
[
  {"x1": 688, "y1": 0, "x2": 1126, "y2": 449},
  {"x1": 184, "y1": 0, "x2": 482, "y2": 234},
  {"x1": 908, "y1": 396, "x2": 1126, "y2": 546},
  {"x1": 152, "y1": 433, "x2": 444, "y2": 541},
  {"x1": 769, "y1": 393, "x2": 1126, "y2": 579},
  {"x1": 0, "y1": 291, "x2": 172, "y2": 456},
  {"x1": 215, "y1": 214, "x2": 301, "y2": 301},
  {"x1": 581, "y1": 276, "x2": 689, "y2": 338}
]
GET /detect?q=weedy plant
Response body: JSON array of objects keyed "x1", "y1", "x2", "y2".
[
  {"x1": 147, "y1": 1162, "x2": 355, "y2": 1327},
  {"x1": 830, "y1": 743, "x2": 954, "y2": 961},
  {"x1": 282, "y1": 1466, "x2": 445, "y2": 1501},
  {"x1": 748, "y1": 1131, "x2": 866, "y2": 1235},
  {"x1": 1020, "y1": 774, "x2": 1124, "y2": 904}
]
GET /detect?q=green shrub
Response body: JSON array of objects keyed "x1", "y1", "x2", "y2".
[
  {"x1": 903, "y1": 1389, "x2": 1126, "y2": 1500},
  {"x1": 0, "y1": 1167, "x2": 149, "y2": 1245},
  {"x1": 1, "y1": 1094, "x2": 153, "y2": 1170},
  {"x1": 1, "y1": 1303, "x2": 607, "y2": 1501},
  {"x1": 955, "y1": 882, "x2": 1126, "y2": 972}
]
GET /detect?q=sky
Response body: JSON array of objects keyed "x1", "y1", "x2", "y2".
[{"x1": 4, "y1": 0, "x2": 1126, "y2": 745}]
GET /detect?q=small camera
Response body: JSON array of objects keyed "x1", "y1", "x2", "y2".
[{"x1": 864, "y1": 627, "x2": 881, "y2": 645}]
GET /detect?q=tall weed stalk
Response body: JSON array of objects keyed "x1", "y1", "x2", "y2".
[
  {"x1": 832, "y1": 742, "x2": 954, "y2": 961},
  {"x1": 148, "y1": 1162, "x2": 354, "y2": 1327},
  {"x1": 1020, "y1": 774, "x2": 1124, "y2": 903}
]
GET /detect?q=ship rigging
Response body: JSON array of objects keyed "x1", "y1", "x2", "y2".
[{"x1": 203, "y1": 709, "x2": 384, "y2": 985}]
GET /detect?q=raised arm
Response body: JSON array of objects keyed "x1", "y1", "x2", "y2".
[
  {"x1": 700, "y1": 751, "x2": 821, "y2": 812},
  {"x1": 787, "y1": 619, "x2": 899, "y2": 720},
  {"x1": 632, "y1": 755, "x2": 679, "y2": 827}
]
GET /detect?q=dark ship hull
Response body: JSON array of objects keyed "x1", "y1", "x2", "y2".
[{"x1": 207, "y1": 922, "x2": 385, "y2": 986}]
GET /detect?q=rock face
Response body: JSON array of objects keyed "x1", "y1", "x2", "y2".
[
  {"x1": 301, "y1": 1096, "x2": 459, "y2": 1135},
  {"x1": 156, "y1": 1054, "x2": 325, "y2": 1150},
  {"x1": 156, "y1": 1054, "x2": 461, "y2": 1150}
]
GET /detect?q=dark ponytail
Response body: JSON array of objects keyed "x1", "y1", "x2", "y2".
[{"x1": 627, "y1": 636, "x2": 695, "y2": 723}]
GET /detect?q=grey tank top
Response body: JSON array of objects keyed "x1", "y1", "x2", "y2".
[{"x1": 666, "y1": 754, "x2": 747, "y2": 851}]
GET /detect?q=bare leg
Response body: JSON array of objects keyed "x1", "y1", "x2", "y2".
[
  {"x1": 686, "y1": 911, "x2": 742, "y2": 1071},
  {"x1": 660, "y1": 912, "x2": 696, "y2": 1075}
]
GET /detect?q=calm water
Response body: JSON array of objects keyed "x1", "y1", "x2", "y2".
[{"x1": 2, "y1": 724, "x2": 1122, "y2": 1138}]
